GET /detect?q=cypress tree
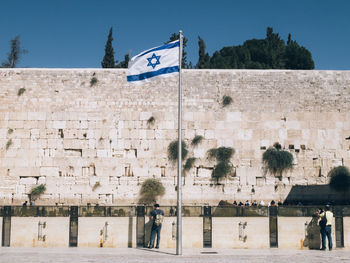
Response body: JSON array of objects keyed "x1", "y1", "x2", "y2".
[
  {"x1": 197, "y1": 36, "x2": 210, "y2": 69},
  {"x1": 1, "y1": 35, "x2": 27, "y2": 68},
  {"x1": 101, "y1": 27, "x2": 116, "y2": 68}
]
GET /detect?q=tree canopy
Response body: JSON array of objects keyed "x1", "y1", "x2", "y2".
[
  {"x1": 101, "y1": 27, "x2": 116, "y2": 68},
  {"x1": 1, "y1": 35, "x2": 27, "y2": 68},
  {"x1": 201, "y1": 27, "x2": 314, "y2": 69}
]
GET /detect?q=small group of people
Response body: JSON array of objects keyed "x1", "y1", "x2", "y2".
[
  {"x1": 232, "y1": 200, "x2": 282, "y2": 207},
  {"x1": 22, "y1": 200, "x2": 34, "y2": 206},
  {"x1": 318, "y1": 205, "x2": 333, "y2": 251}
]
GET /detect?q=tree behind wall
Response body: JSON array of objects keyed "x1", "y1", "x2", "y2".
[
  {"x1": 101, "y1": 27, "x2": 116, "y2": 68},
  {"x1": 285, "y1": 33, "x2": 314, "y2": 69},
  {"x1": 208, "y1": 27, "x2": 314, "y2": 69},
  {"x1": 1, "y1": 35, "x2": 27, "y2": 68},
  {"x1": 115, "y1": 53, "x2": 130, "y2": 68},
  {"x1": 197, "y1": 36, "x2": 210, "y2": 69}
]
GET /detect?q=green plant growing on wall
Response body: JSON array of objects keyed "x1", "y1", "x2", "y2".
[
  {"x1": 184, "y1": 157, "x2": 196, "y2": 172},
  {"x1": 30, "y1": 184, "x2": 46, "y2": 197},
  {"x1": 262, "y1": 142, "x2": 293, "y2": 179},
  {"x1": 167, "y1": 140, "x2": 189, "y2": 163},
  {"x1": 147, "y1": 116, "x2": 155, "y2": 126},
  {"x1": 90, "y1": 77, "x2": 98, "y2": 87},
  {"x1": 222, "y1": 95, "x2": 233, "y2": 107},
  {"x1": 6, "y1": 139, "x2": 12, "y2": 150},
  {"x1": 139, "y1": 178, "x2": 165, "y2": 204},
  {"x1": 191, "y1": 135, "x2": 204, "y2": 146},
  {"x1": 17, "y1": 88, "x2": 26, "y2": 96},
  {"x1": 329, "y1": 166, "x2": 350, "y2": 192},
  {"x1": 92, "y1": 182, "x2": 101, "y2": 191},
  {"x1": 7, "y1": 128, "x2": 13, "y2": 134},
  {"x1": 207, "y1": 147, "x2": 235, "y2": 183}
]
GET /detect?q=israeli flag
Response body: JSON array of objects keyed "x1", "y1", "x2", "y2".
[{"x1": 127, "y1": 40, "x2": 179, "y2": 84}]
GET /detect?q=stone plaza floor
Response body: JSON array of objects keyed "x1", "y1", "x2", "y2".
[{"x1": 0, "y1": 247, "x2": 349, "y2": 263}]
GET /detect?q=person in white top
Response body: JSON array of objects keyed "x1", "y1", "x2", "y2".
[{"x1": 318, "y1": 205, "x2": 333, "y2": 251}]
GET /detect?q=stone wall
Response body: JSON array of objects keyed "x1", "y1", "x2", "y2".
[{"x1": 0, "y1": 69, "x2": 349, "y2": 205}]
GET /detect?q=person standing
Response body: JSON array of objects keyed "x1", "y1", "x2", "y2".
[
  {"x1": 318, "y1": 205, "x2": 333, "y2": 251},
  {"x1": 148, "y1": 203, "x2": 164, "y2": 249}
]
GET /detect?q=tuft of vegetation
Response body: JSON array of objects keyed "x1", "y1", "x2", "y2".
[
  {"x1": 167, "y1": 140, "x2": 188, "y2": 163},
  {"x1": 92, "y1": 182, "x2": 101, "y2": 191},
  {"x1": 191, "y1": 135, "x2": 204, "y2": 146},
  {"x1": 30, "y1": 184, "x2": 46, "y2": 196},
  {"x1": 147, "y1": 116, "x2": 155, "y2": 126},
  {"x1": 262, "y1": 142, "x2": 293, "y2": 178},
  {"x1": 7, "y1": 128, "x2": 13, "y2": 134},
  {"x1": 17, "y1": 88, "x2": 26, "y2": 96},
  {"x1": 207, "y1": 147, "x2": 234, "y2": 183},
  {"x1": 6, "y1": 139, "x2": 12, "y2": 150},
  {"x1": 329, "y1": 166, "x2": 350, "y2": 192},
  {"x1": 212, "y1": 161, "x2": 233, "y2": 180},
  {"x1": 222, "y1": 95, "x2": 233, "y2": 107},
  {"x1": 207, "y1": 147, "x2": 234, "y2": 162},
  {"x1": 139, "y1": 178, "x2": 165, "y2": 204},
  {"x1": 184, "y1": 157, "x2": 196, "y2": 172},
  {"x1": 90, "y1": 77, "x2": 98, "y2": 87}
]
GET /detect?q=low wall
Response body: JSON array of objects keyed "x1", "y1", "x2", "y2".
[
  {"x1": 212, "y1": 217, "x2": 270, "y2": 248},
  {"x1": 1, "y1": 205, "x2": 349, "y2": 249},
  {"x1": 11, "y1": 217, "x2": 69, "y2": 247}
]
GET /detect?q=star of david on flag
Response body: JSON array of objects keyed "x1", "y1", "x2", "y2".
[{"x1": 127, "y1": 40, "x2": 180, "y2": 84}]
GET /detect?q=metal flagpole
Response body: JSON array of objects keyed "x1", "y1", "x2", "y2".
[{"x1": 176, "y1": 30, "x2": 183, "y2": 256}]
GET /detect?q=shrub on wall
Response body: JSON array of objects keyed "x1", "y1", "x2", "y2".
[
  {"x1": 17, "y1": 88, "x2": 26, "y2": 96},
  {"x1": 329, "y1": 166, "x2": 350, "y2": 192},
  {"x1": 207, "y1": 147, "x2": 235, "y2": 183},
  {"x1": 184, "y1": 157, "x2": 196, "y2": 172},
  {"x1": 222, "y1": 95, "x2": 232, "y2": 107},
  {"x1": 191, "y1": 135, "x2": 204, "y2": 146},
  {"x1": 92, "y1": 182, "x2": 101, "y2": 191},
  {"x1": 30, "y1": 184, "x2": 46, "y2": 197},
  {"x1": 5, "y1": 139, "x2": 12, "y2": 150},
  {"x1": 167, "y1": 140, "x2": 188, "y2": 163},
  {"x1": 262, "y1": 142, "x2": 293, "y2": 179},
  {"x1": 147, "y1": 116, "x2": 155, "y2": 126},
  {"x1": 139, "y1": 178, "x2": 165, "y2": 204},
  {"x1": 90, "y1": 77, "x2": 98, "y2": 87}
]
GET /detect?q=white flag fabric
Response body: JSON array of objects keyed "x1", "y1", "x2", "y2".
[{"x1": 127, "y1": 40, "x2": 179, "y2": 84}]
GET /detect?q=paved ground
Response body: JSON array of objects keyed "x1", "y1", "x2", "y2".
[{"x1": 0, "y1": 247, "x2": 349, "y2": 263}]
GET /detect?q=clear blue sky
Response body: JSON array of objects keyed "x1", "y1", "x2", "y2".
[{"x1": 0, "y1": 0, "x2": 349, "y2": 69}]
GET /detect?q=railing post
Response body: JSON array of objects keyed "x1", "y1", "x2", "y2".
[
  {"x1": 203, "y1": 206, "x2": 212, "y2": 248},
  {"x1": 69, "y1": 206, "x2": 78, "y2": 247},
  {"x1": 136, "y1": 206, "x2": 145, "y2": 247},
  {"x1": 334, "y1": 206, "x2": 344, "y2": 248},
  {"x1": 269, "y1": 206, "x2": 278, "y2": 248},
  {"x1": 2, "y1": 206, "x2": 11, "y2": 247}
]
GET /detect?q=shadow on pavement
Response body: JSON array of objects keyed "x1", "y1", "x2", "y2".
[{"x1": 136, "y1": 247, "x2": 177, "y2": 256}]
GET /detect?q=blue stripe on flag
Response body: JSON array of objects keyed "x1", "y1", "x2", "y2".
[
  {"x1": 127, "y1": 66, "x2": 179, "y2": 82},
  {"x1": 137, "y1": 41, "x2": 180, "y2": 58}
]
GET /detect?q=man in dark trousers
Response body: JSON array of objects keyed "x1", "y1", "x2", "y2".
[
  {"x1": 148, "y1": 203, "x2": 164, "y2": 249},
  {"x1": 318, "y1": 205, "x2": 333, "y2": 251}
]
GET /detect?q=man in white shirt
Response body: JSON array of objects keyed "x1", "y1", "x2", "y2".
[{"x1": 318, "y1": 205, "x2": 333, "y2": 251}]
